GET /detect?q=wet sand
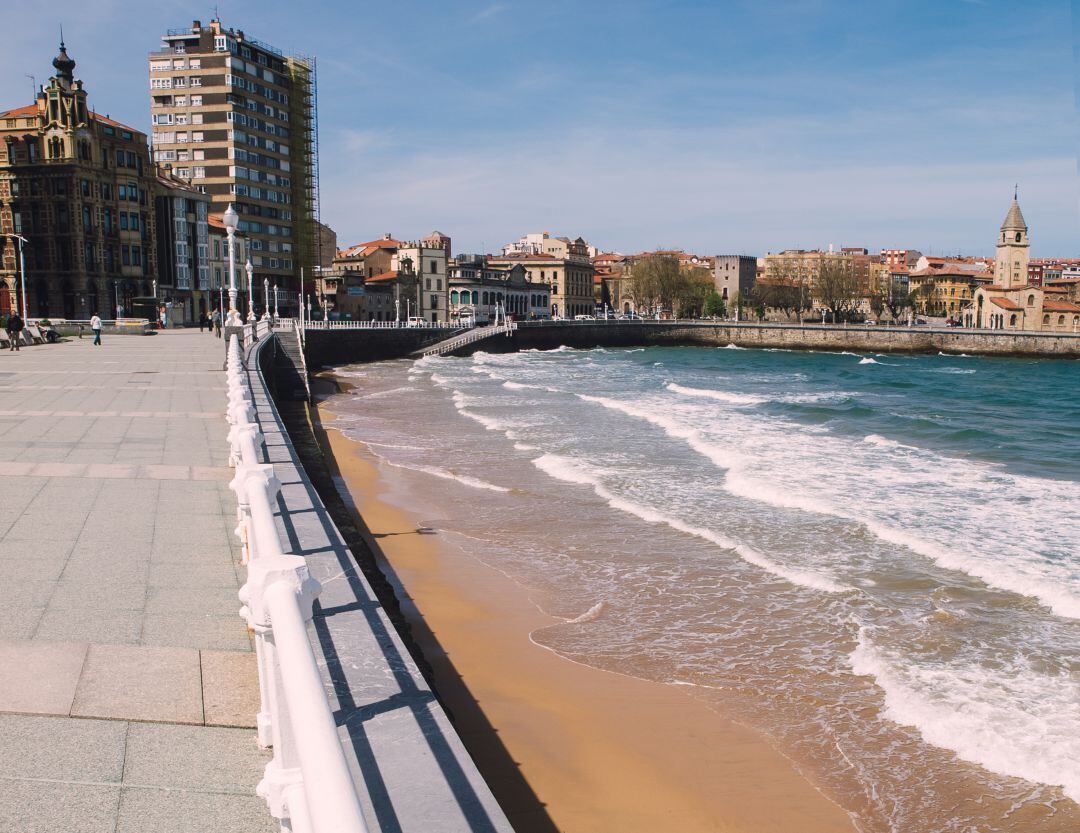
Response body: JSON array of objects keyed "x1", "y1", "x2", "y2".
[{"x1": 316, "y1": 398, "x2": 856, "y2": 833}]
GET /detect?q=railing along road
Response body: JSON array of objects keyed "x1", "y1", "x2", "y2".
[{"x1": 225, "y1": 333, "x2": 368, "y2": 833}]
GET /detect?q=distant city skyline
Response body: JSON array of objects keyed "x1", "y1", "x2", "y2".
[{"x1": 0, "y1": 0, "x2": 1075, "y2": 256}]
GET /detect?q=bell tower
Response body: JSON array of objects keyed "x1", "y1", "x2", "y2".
[{"x1": 994, "y1": 188, "x2": 1029, "y2": 290}]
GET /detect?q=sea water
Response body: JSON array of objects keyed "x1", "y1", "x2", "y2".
[{"x1": 327, "y1": 346, "x2": 1080, "y2": 833}]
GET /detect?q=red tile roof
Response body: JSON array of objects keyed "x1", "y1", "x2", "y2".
[
  {"x1": 0, "y1": 104, "x2": 37, "y2": 118},
  {"x1": 1042, "y1": 300, "x2": 1080, "y2": 313},
  {"x1": 990, "y1": 298, "x2": 1022, "y2": 311},
  {"x1": 366, "y1": 271, "x2": 399, "y2": 283},
  {"x1": 0, "y1": 103, "x2": 142, "y2": 135}
]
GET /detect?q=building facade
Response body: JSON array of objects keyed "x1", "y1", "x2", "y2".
[
  {"x1": 0, "y1": 42, "x2": 159, "y2": 319},
  {"x1": 448, "y1": 256, "x2": 550, "y2": 322},
  {"x1": 150, "y1": 18, "x2": 317, "y2": 313},
  {"x1": 489, "y1": 236, "x2": 594, "y2": 318},
  {"x1": 154, "y1": 169, "x2": 210, "y2": 321}
]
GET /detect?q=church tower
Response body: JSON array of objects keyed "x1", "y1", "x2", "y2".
[{"x1": 995, "y1": 191, "x2": 1029, "y2": 290}]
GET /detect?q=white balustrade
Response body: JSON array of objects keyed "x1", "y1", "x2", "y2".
[{"x1": 224, "y1": 334, "x2": 369, "y2": 833}]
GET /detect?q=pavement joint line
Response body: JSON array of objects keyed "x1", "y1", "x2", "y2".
[{"x1": 0, "y1": 775, "x2": 257, "y2": 796}]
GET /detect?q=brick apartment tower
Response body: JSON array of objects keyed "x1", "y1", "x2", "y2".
[{"x1": 149, "y1": 18, "x2": 318, "y2": 314}]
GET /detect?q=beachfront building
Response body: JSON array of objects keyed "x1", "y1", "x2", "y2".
[
  {"x1": 963, "y1": 195, "x2": 1080, "y2": 331},
  {"x1": 0, "y1": 41, "x2": 158, "y2": 318},
  {"x1": 150, "y1": 18, "x2": 318, "y2": 315},
  {"x1": 489, "y1": 235, "x2": 595, "y2": 318},
  {"x1": 395, "y1": 240, "x2": 448, "y2": 323},
  {"x1": 448, "y1": 255, "x2": 550, "y2": 322},
  {"x1": 154, "y1": 168, "x2": 210, "y2": 322}
]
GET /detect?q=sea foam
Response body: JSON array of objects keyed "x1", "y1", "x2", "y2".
[{"x1": 851, "y1": 625, "x2": 1080, "y2": 803}]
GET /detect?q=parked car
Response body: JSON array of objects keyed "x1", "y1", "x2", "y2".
[
  {"x1": 406, "y1": 317, "x2": 426, "y2": 328},
  {"x1": 574, "y1": 314, "x2": 596, "y2": 321},
  {"x1": 617, "y1": 313, "x2": 643, "y2": 321}
]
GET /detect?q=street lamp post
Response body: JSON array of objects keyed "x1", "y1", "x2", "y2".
[
  {"x1": 11, "y1": 234, "x2": 28, "y2": 320},
  {"x1": 272, "y1": 283, "x2": 279, "y2": 319},
  {"x1": 262, "y1": 278, "x2": 270, "y2": 320},
  {"x1": 245, "y1": 260, "x2": 256, "y2": 323},
  {"x1": 223, "y1": 205, "x2": 241, "y2": 325}
]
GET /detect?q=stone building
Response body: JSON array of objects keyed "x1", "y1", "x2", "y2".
[
  {"x1": 909, "y1": 259, "x2": 992, "y2": 319},
  {"x1": 489, "y1": 236, "x2": 595, "y2": 318},
  {"x1": 963, "y1": 195, "x2": 1080, "y2": 331},
  {"x1": 713, "y1": 255, "x2": 757, "y2": 305},
  {"x1": 394, "y1": 241, "x2": 448, "y2": 323},
  {"x1": 150, "y1": 18, "x2": 318, "y2": 314},
  {"x1": 0, "y1": 42, "x2": 158, "y2": 318}
]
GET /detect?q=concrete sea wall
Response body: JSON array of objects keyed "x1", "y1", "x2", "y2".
[{"x1": 299, "y1": 322, "x2": 1080, "y2": 366}]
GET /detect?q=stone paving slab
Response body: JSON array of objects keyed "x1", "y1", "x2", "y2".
[
  {"x1": 71, "y1": 644, "x2": 204, "y2": 724},
  {"x1": 0, "y1": 640, "x2": 87, "y2": 715},
  {"x1": 201, "y1": 650, "x2": 260, "y2": 728}
]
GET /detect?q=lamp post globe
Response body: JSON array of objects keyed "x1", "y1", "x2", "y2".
[
  {"x1": 222, "y1": 204, "x2": 242, "y2": 326},
  {"x1": 262, "y1": 277, "x2": 270, "y2": 320},
  {"x1": 273, "y1": 283, "x2": 279, "y2": 318}
]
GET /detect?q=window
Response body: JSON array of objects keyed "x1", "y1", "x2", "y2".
[
  {"x1": 131, "y1": 246, "x2": 141, "y2": 267},
  {"x1": 190, "y1": 59, "x2": 201, "y2": 69},
  {"x1": 1009, "y1": 314, "x2": 1017, "y2": 326},
  {"x1": 175, "y1": 114, "x2": 188, "y2": 125},
  {"x1": 192, "y1": 132, "x2": 204, "y2": 143},
  {"x1": 190, "y1": 77, "x2": 201, "y2": 87},
  {"x1": 130, "y1": 214, "x2": 140, "y2": 231},
  {"x1": 192, "y1": 113, "x2": 203, "y2": 125},
  {"x1": 121, "y1": 245, "x2": 130, "y2": 266},
  {"x1": 191, "y1": 95, "x2": 202, "y2": 106},
  {"x1": 1028, "y1": 294, "x2": 1035, "y2": 306},
  {"x1": 120, "y1": 212, "x2": 128, "y2": 231},
  {"x1": 1044, "y1": 314, "x2": 1050, "y2": 324},
  {"x1": 431, "y1": 295, "x2": 438, "y2": 309},
  {"x1": 115, "y1": 149, "x2": 125, "y2": 166},
  {"x1": 193, "y1": 166, "x2": 206, "y2": 179},
  {"x1": 193, "y1": 149, "x2": 204, "y2": 160}
]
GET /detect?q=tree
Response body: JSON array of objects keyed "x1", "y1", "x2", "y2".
[
  {"x1": 816, "y1": 260, "x2": 861, "y2": 323},
  {"x1": 627, "y1": 255, "x2": 713, "y2": 317},
  {"x1": 869, "y1": 292, "x2": 885, "y2": 321},
  {"x1": 703, "y1": 290, "x2": 726, "y2": 318}
]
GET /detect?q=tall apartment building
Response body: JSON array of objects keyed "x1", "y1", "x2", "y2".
[
  {"x1": 0, "y1": 42, "x2": 158, "y2": 318},
  {"x1": 149, "y1": 18, "x2": 317, "y2": 314}
]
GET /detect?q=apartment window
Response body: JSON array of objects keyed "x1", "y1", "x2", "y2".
[
  {"x1": 130, "y1": 214, "x2": 140, "y2": 231},
  {"x1": 193, "y1": 149, "x2": 204, "y2": 161},
  {"x1": 126, "y1": 151, "x2": 136, "y2": 167},
  {"x1": 174, "y1": 77, "x2": 187, "y2": 87},
  {"x1": 121, "y1": 245, "x2": 130, "y2": 266},
  {"x1": 177, "y1": 132, "x2": 189, "y2": 142},
  {"x1": 190, "y1": 59, "x2": 201, "y2": 69},
  {"x1": 193, "y1": 166, "x2": 206, "y2": 179},
  {"x1": 190, "y1": 77, "x2": 202, "y2": 87},
  {"x1": 191, "y1": 95, "x2": 202, "y2": 106},
  {"x1": 132, "y1": 246, "x2": 141, "y2": 267},
  {"x1": 120, "y1": 212, "x2": 128, "y2": 231},
  {"x1": 150, "y1": 60, "x2": 170, "y2": 72},
  {"x1": 80, "y1": 179, "x2": 91, "y2": 197},
  {"x1": 175, "y1": 96, "x2": 187, "y2": 107},
  {"x1": 176, "y1": 114, "x2": 188, "y2": 125},
  {"x1": 430, "y1": 295, "x2": 438, "y2": 309},
  {"x1": 192, "y1": 113, "x2": 203, "y2": 125},
  {"x1": 215, "y1": 36, "x2": 228, "y2": 51}
]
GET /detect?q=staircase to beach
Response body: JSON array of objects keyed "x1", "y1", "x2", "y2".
[
  {"x1": 413, "y1": 322, "x2": 518, "y2": 358},
  {"x1": 273, "y1": 325, "x2": 312, "y2": 401}
]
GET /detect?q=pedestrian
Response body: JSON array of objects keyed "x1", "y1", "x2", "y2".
[
  {"x1": 90, "y1": 313, "x2": 102, "y2": 346},
  {"x1": 212, "y1": 309, "x2": 222, "y2": 338},
  {"x1": 5, "y1": 312, "x2": 23, "y2": 351},
  {"x1": 198, "y1": 312, "x2": 207, "y2": 332}
]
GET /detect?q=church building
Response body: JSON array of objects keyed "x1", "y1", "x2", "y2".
[{"x1": 963, "y1": 194, "x2": 1080, "y2": 332}]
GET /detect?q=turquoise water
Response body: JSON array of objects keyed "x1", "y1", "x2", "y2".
[{"x1": 330, "y1": 346, "x2": 1080, "y2": 833}]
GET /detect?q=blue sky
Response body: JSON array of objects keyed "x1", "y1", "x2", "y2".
[{"x1": 1, "y1": 0, "x2": 1076, "y2": 256}]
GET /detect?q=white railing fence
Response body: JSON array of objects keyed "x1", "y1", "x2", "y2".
[
  {"x1": 302, "y1": 319, "x2": 457, "y2": 330},
  {"x1": 419, "y1": 321, "x2": 517, "y2": 357},
  {"x1": 225, "y1": 334, "x2": 369, "y2": 833}
]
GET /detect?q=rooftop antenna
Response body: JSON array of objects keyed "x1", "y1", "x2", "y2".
[
  {"x1": 1014, "y1": 183, "x2": 1019, "y2": 200},
  {"x1": 59, "y1": 23, "x2": 64, "y2": 48},
  {"x1": 26, "y1": 75, "x2": 36, "y2": 97}
]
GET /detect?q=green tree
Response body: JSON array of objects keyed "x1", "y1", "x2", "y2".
[
  {"x1": 704, "y1": 290, "x2": 726, "y2": 318},
  {"x1": 817, "y1": 260, "x2": 861, "y2": 323}
]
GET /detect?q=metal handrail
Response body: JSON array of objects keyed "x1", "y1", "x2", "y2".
[{"x1": 225, "y1": 334, "x2": 369, "y2": 833}]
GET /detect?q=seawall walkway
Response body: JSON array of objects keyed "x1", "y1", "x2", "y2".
[{"x1": 0, "y1": 330, "x2": 273, "y2": 831}]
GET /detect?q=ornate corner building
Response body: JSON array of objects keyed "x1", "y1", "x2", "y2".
[{"x1": 0, "y1": 42, "x2": 159, "y2": 318}]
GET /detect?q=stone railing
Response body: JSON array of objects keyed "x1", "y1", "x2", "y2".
[{"x1": 225, "y1": 334, "x2": 369, "y2": 833}]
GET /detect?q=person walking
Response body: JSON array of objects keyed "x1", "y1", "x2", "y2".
[
  {"x1": 90, "y1": 313, "x2": 102, "y2": 346},
  {"x1": 212, "y1": 309, "x2": 222, "y2": 338},
  {"x1": 198, "y1": 312, "x2": 207, "y2": 332},
  {"x1": 5, "y1": 312, "x2": 23, "y2": 351}
]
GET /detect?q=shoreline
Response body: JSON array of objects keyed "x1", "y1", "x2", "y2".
[{"x1": 313, "y1": 388, "x2": 857, "y2": 833}]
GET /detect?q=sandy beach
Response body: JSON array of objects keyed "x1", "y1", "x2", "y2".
[{"x1": 314, "y1": 393, "x2": 856, "y2": 833}]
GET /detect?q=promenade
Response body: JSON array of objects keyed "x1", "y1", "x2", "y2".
[{"x1": 0, "y1": 329, "x2": 274, "y2": 832}]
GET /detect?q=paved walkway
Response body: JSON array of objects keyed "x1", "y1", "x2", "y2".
[{"x1": 0, "y1": 330, "x2": 274, "y2": 832}]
